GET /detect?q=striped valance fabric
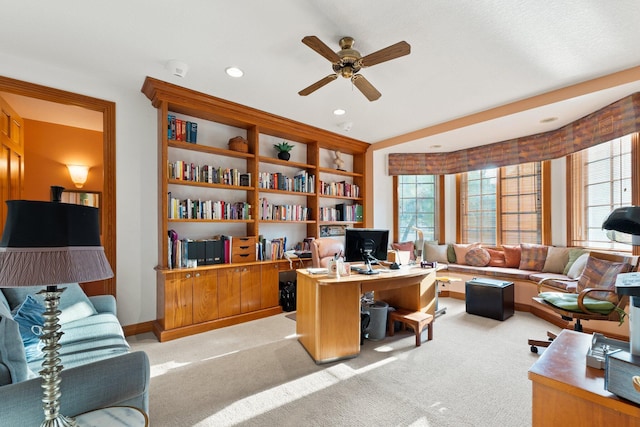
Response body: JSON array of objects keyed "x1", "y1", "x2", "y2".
[{"x1": 388, "y1": 92, "x2": 640, "y2": 175}]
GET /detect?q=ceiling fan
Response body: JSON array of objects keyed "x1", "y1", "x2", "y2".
[{"x1": 298, "y1": 35, "x2": 411, "y2": 101}]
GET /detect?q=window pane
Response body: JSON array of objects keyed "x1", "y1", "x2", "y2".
[{"x1": 397, "y1": 175, "x2": 439, "y2": 243}]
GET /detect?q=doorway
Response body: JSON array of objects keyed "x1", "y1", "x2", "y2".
[{"x1": 0, "y1": 75, "x2": 116, "y2": 297}]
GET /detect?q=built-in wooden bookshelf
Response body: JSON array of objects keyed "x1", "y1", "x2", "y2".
[{"x1": 141, "y1": 76, "x2": 369, "y2": 341}]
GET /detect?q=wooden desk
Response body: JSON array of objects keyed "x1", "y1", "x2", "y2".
[
  {"x1": 296, "y1": 266, "x2": 436, "y2": 363},
  {"x1": 528, "y1": 330, "x2": 640, "y2": 426}
]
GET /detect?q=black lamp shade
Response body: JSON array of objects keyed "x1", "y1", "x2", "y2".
[
  {"x1": 602, "y1": 206, "x2": 640, "y2": 236},
  {"x1": 0, "y1": 200, "x2": 112, "y2": 287}
]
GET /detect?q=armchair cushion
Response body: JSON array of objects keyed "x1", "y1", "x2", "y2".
[
  {"x1": 538, "y1": 291, "x2": 616, "y2": 315},
  {"x1": 577, "y1": 256, "x2": 629, "y2": 303}
]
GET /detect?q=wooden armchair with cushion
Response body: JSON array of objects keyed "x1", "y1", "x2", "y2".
[
  {"x1": 310, "y1": 237, "x2": 344, "y2": 268},
  {"x1": 528, "y1": 251, "x2": 639, "y2": 353}
]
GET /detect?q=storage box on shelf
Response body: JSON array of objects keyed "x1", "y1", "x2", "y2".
[{"x1": 142, "y1": 76, "x2": 369, "y2": 341}]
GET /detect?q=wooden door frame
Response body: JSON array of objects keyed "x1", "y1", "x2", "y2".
[{"x1": 0, "y1": 75, "x2": 116, "y2": 296}]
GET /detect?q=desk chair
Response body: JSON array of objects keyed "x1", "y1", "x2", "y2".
[
  {"x1": 310, "y1": 237, "x2": 344, "y2": 268},
  {"x1": 528, "y1": 252, "x2": 639, "y2": 353}
]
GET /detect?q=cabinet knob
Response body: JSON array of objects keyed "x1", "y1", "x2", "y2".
[
  {"x1": 185, "y1": 273, "x2": 191, "y2": 279},
  {"x1": 195, "y1": 273, "x2": 200, "y2": 278}
]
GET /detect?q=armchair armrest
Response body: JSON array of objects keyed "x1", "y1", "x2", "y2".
[
  {"x1": 577, "y1": 288, "x2": 617, "y2": 315},
  {"x1": 0, "y1": 351, "x2": 149, "y2": 425},
  {"x1": 89, "y1": 294, "x2": 117, "y2": 315}
]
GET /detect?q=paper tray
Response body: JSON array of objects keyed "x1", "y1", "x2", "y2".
[{"x1": 586, "y1": 333, "x2": 630, "y2": 369}]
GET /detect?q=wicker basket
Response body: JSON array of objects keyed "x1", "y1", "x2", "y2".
[{"x1": 228, "y1": 136, "x2": 248, "y2": 153}]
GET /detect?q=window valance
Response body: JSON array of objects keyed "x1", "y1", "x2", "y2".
[{"x1": 388, "y1": 92, "x2": 640, "y2": 175}]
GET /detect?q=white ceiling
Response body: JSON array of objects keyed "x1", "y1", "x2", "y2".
[{"x1": 2, "y1": 0, "x2": 640, "y2": 152}]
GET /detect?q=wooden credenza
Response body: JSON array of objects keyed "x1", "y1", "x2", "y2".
[
  {"x1": 296, "y1": 266, "x2": 436, "y2": 363},
  {"x1": 528, "y1": 329, "x2": 640, "y2": 426}
]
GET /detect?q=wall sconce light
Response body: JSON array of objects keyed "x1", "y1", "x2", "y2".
[{"x1": 67, "y1": 165, "x2": 89, "y2": 188}]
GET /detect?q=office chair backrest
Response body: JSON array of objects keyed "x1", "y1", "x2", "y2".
[{"x1": 311, "y1": 238, "x2": 344, "y2": 268}]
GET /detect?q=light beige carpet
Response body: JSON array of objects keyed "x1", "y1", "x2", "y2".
[{"x1": 128, "y1": 298, "x2": 562, "y2": 427}]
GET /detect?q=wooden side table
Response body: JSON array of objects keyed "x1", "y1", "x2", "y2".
[{"x1": 75, "y1": 406, "x2": 148, "y2": 426}]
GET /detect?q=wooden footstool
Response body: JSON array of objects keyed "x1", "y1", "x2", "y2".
[{"x1": 387, "y1": 309, "x2": 434, "y2": 346}]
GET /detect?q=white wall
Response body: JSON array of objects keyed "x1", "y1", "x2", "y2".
[
  {"x1": 372, "y1": 146, "x2": 569, "y2": 247},
  {"x1": 0, "y1": 52, "x2": 158, "y2": 326}
]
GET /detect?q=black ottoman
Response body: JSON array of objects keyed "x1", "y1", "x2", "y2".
[{"x1": 465, "y1": 278, "x2": 514, "y2": 320}]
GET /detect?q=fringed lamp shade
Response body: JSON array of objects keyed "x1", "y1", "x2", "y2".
[{"x1": 0, "y1": 200, "x2": 112, "y2": 286}]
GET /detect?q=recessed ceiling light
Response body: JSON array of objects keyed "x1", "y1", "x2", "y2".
[
  {"x1": 333, "y1": 108, "x2": 346, "y2": 116},
  {"x1": 540, "y1": 117, "x2": 558, "y2": 123},
  {"x1": 430, "y1": 144, "x2": 442, "y2": 149},
  {"x1": 225, "y1": 67, "x2": 244, "y2": 78}
]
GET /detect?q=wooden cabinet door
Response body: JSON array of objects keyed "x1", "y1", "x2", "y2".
[
  {"x1": 192, "y1": 270, "x2": 219, "y2": 323},
  {"x1": 261, "y1": 263, "x2": 280, "y2": 309},
  {"x1": 241, "y1": 265, "x2": 261, "y2": 313},
  {"x1": 218, "y1": 267, "x2": 241, "y2": 318},
  {"x1": 163, "y1": 272, "x2": 193, "y2": 329}
]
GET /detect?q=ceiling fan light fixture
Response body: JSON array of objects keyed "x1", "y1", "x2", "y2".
[{"x1": 225, "y1": 67, "x2": 244, "y2": 78}]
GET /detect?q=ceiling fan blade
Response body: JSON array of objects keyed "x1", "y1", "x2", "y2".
[
  {"x1": 298, "y1": 74, "x2": 338, "y2": 96},
  {"x1": 302, "y1": 36, "x2": 341, "y2": 63},
  {"x1": 352, "y1": 74, "x2": 381, "y2": 101},
  {"x1": 360, "y1": 41, "x2": 411, "y2": 67}
]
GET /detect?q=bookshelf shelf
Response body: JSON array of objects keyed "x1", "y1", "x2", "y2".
[{"x1": 142, "y1": 76, "x2": 369, "y2": 341}]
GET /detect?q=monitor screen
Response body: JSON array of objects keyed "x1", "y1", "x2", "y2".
[{"x1": 344, "y1": 228, "x2": 389, "y2": 263}]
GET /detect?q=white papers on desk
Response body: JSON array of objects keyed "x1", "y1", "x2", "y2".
[{"x1": 307, "y1": 268, "x2": 328, "y2": 274}]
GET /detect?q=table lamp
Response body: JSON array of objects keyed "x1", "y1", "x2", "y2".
[
  {"x1": 0, "y1": 199, "x2": 113, "y2": 427},
  {"x1": 602, "y1": 206, "x2": 640, "y2": 355}
]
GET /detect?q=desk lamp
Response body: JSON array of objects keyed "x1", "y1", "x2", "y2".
[
  {"x1": 602, "y1": 206, "x2": 640, "y2": 355},
  {"x1": 0, "y1": 199, "x2": 113, "y2": 426}
]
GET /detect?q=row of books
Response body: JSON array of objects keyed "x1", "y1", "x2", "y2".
[
  {"x1": 168, "y1": 114, "x2": 198, "y2": 143},
  {"x1": 335, "y1": 203, "x2": 363, "y2": 222},
  {"x1": 256, "y1": 236, "x2": 286, "y2": 261},
  {"x1": 319, "y1": 180, "x2": 360, "y2": 198},
  {"x1": 318, "y1": 203, "x2": 363, "y2": 222},
  {"x1": 169, "y1": 161, "x2": 250, "y2": 186},
  {"x1": 257, "y1": 170, "x2": 315, "y2": 193},
  {"x1": 258, "y1": 198, "x2": 310, "y2": 221},
  {"x1": 168, "y1": 196, "x2": 251, "y2": 220}
]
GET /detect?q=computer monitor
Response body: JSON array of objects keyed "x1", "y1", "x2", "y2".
[{"x1": 344, "y1": 228, "x2": 389, "y2": 267}]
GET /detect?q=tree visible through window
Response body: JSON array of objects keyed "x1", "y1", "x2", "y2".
[
  {"x1": 460, "y1": 168, "x2": 497, "y2": 245},
  {"x1": 397, "y1": 175, "x2": 437, "y2": 242}
]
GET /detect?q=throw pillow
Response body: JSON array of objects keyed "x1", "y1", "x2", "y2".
[
  {"x1": 424, "y1": 243, "x2": 449, "y2": 264},
  {"x1": 542, "y1": 247, "x2": 570, "y2": 274},
  {"x1": 486, "y1": 248, "x2": 506, "y2": 267},
  {"x1": 465, "y1": 247, "x2": 491, "y2": 267},
  {"x1": 453, "y1": 243, "x2": 480, "y2": 265},
  {"x1": 11, "y1": 295, "x2": 45, "y2": 362},
  {"x1": 502, "y1": 245, "x2": 522, "y2": 268},
  {"x1": 3, "y1": 284, "x2": 97, "y2": 325},
  {"x1": 391, "y1": 241, "x2": 416, "y2": 261},
  {"x1": 563, "y1": 248, "x2": 588, "y2": 275},
  {"x1": 577, "y1": 256, "x2": 629, "y2": 303},
  {"x1": 567, "y1": 252, "x2": 590, "y2": 279},
  {"x1": 447, "y1": 244, "x2": 456, "y2": 263},
  {"x1": 519, "y1": 243, "x2": 549, "y2": 271}
]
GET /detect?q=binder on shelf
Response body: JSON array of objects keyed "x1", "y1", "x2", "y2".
[{"x1": 205, "y1": 239, "x2": 224, "y2": 264}]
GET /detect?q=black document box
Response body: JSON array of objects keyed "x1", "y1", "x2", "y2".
[{"x1": 465, "y1": 278, "x2": 514, "y2": 321}]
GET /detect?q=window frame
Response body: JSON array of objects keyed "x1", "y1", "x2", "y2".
[{"x1": 393, "y1": 175, "x2": 445, "y2": 243}]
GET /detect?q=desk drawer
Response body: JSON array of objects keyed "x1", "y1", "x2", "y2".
[{"x1": 232, "y1": 236, "x2": 256, "y2": 263}]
